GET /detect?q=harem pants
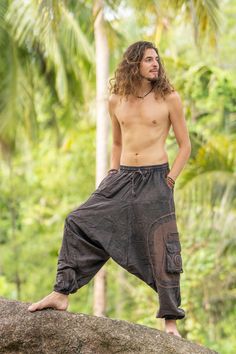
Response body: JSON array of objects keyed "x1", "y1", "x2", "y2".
[{"x1": 53, "y1": 162, "x2": 186, "y2": 320}]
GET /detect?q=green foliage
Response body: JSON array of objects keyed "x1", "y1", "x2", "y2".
[{"x1": 0, "y1": 121, "x2": 96, "y2": 304}]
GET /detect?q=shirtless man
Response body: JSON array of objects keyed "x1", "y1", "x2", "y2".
[{"x1": 28, "y1": 41, "x2": 191, "y2": 338}]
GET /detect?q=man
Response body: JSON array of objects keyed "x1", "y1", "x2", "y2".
[{"x1": 28, "y1": 41, "x2": 191, "y2": 338}]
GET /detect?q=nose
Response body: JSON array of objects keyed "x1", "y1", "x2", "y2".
[
  {"x1": 151, "y1": 63, "x2": 158, "y2": 71},
  {"x1": 153, "y1": 62, "x2": 158, "y2": 68}
]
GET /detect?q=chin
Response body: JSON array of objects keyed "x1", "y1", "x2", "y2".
[{"x1": 147, "y1": 77, "x2": 158, "y2": 83}]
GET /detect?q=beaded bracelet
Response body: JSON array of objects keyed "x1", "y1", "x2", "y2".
[
  {"x1": 167, "y1": 175, "x2": 175, "y2": 185},
  {"x1": 166, "y1": 175, "x2": 175, "y2": 189}
]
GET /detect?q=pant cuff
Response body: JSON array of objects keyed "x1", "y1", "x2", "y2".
[{"x1": 156, "y1": 309, "x2": 185, "y2": 320}]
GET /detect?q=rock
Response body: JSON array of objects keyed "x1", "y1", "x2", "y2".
[{"x1": 0, "y1": 297, "x2": 218, "y2": 354}]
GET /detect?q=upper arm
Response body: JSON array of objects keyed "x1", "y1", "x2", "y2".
[
  {"x1": 108, "y1": 94, "x2": 122, "y2": 146},
  {"x1": 167, "y1": 91, "x2": 191, "y2": 149}
]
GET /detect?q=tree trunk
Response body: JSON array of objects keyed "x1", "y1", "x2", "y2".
[{"x1": 93, "y1": 0, "x2": 109, "y2": 317}]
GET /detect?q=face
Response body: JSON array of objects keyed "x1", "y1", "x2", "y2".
[{"x1": 139, "y1": 48, "x2": 159, "y2": 82}]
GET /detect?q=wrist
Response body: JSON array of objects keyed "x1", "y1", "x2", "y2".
[
  {"x1": 167, "y1": 174, "x2": 176, "y2": 183},
  {"x1": 108, "y1": 168, "x2": 118, "y2": 174},
  {"x1": 166, "y1": 175, "x2": 175, "y2": 189}
]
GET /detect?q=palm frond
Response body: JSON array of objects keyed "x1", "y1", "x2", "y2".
[
  {"x1": 165, "y1": 0, "x2": 220, "y2": 46},
  {"x1": 60, "y1": 6, "x2": 94, "y2": 63},
  {"x1": 6, "y1": 0, "x2": 94, "y2": 104},
  {"x1": 0, "y1": 38, "x2": 19, "y2": 155}
]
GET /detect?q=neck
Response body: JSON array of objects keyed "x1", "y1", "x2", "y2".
[{"x1": 136, "y1": 79, "x2": 152, "y2": 97}]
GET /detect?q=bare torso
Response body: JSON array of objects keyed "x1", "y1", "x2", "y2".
[{"x1": 113, "y1": 92, "x2": 171, "y2": 166}]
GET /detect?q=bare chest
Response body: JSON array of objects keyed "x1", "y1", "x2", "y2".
[{"x1": 115, "y1": 96, "x2": 169, "y2": 128}]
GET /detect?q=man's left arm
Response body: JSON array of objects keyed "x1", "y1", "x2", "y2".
[{"x1": 166, "y1": 91, "x2": 191, "y2": 182}]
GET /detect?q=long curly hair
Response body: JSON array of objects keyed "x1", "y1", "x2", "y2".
[{"x1": 109, "y1": 41, "x2": 175, "y2": 99}]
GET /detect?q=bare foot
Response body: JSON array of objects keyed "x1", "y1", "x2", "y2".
[
  {"x1": 165, "y1": 319, "x2": 182, "y2": 338},
  {"x1": 28, "y1": 291, "x2": 69, "y2": 312}
]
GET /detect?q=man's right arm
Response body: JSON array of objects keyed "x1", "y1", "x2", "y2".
[{"x1": 108, "y1": 94, "x2": 122, "y2": 173}]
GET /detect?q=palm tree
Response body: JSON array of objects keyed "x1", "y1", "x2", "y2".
[
  {"x1": 0, "y1": 0, "x2": 94, "y2": 157},
  {"x1": 129, "y1": 0, "x2": 220, "y2": 47},
  {"x1": 93, "y1": 0, "x2": 110, "y2": 317}
]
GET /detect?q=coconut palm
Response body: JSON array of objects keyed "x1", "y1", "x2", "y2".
[{"x1": 0, "y1": 0, "x2": 94, "y2": 157}]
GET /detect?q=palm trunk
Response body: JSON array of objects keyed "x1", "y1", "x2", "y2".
[{"x1": 93, "y1": 0, "x2": 109, "y2": 317}]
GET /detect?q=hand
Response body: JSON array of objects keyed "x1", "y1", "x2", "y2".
[
  {"x1": 108, "y1": 168, "x2": 118, "y2": 175},
  {"x1": 166, "y1": 175, "x2": 175, "y2": 189}
]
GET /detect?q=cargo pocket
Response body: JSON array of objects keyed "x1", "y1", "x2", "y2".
[{"x1": 164, "y1": 232, "x2": 183, "y2": 274}]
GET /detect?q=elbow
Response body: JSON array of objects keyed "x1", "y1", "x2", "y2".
[{"x1": 185, "y1": 141, "x2": 192, "y2": 159}]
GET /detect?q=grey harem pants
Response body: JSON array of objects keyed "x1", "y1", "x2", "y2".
[{"x1": 53, "y1": 162, "x2": 185, "y2": 320}]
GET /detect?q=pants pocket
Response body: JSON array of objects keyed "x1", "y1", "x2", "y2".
[
  {"x1": 164, "y1": 232, "x2": 183, "y2": 274},
  {"x1": 95, "y1": 172, "x2": 119, "y2": 197},
  {"x1": 163, "y1": 171, "x2": 174, "y2": 191}
]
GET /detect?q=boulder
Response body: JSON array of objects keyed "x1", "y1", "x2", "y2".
[{"x1": 0, "y1": 297, "x2": 218, "y2": 354}]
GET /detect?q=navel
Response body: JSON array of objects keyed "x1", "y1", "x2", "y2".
[
  {"x1": 152, "y1": 120, "x2": 157, "y2": 124},
  {"x1": 135, "y1": 152, "x2": 139, "y2": 155},
  {"x1": 121, "y1": 121, "x2": 124, "y2": 125}
]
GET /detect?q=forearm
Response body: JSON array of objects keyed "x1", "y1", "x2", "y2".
[
  {"x1": 109, "y1": 143, "x2": 122, "y2": 171},
  {"x1": 168, "y1": 144, "x2": 191, "y2": 181}
]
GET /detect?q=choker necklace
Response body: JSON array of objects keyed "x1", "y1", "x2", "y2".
[{"x1": 136, "y1": 86, "x2": 154, "y2": 99}]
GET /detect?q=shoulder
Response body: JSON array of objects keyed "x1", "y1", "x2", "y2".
[
  {"x1": 165, "y1": 90, "x2": 182, "y2": 105},
  {"x1": 108, "y1": 93, "x2": 119, "y2": 108},
  {"x1": 165, "y1": 91, "x2": 185, "y2": 122}
]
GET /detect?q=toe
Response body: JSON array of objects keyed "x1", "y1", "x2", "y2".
[{"x1": 28, "y1": 303, "x2": 38, "y2": 312}]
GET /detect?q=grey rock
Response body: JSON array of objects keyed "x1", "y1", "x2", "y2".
[{"x1": 0, "y1": 297, "x2": 218, "y2": 354}]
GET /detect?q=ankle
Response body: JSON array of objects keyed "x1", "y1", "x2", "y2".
[
  {"x1": 53, "y1": 291, "x2": 68, "y2": 298},
  {"x1": 165, "y1": 319, "x2": 176, "y2": 324}
]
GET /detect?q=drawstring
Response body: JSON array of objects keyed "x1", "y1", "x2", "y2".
[{"x1": 128, "y1": 169, "x2": 147, "y2": 196}]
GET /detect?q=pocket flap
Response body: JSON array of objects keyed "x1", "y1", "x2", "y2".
[
  {"x1": 165, "y1": 241, "x2": 181, "y2": 253},
  {"x1": 165, "y1": 232, "x2": 181, "y2": 253}
]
